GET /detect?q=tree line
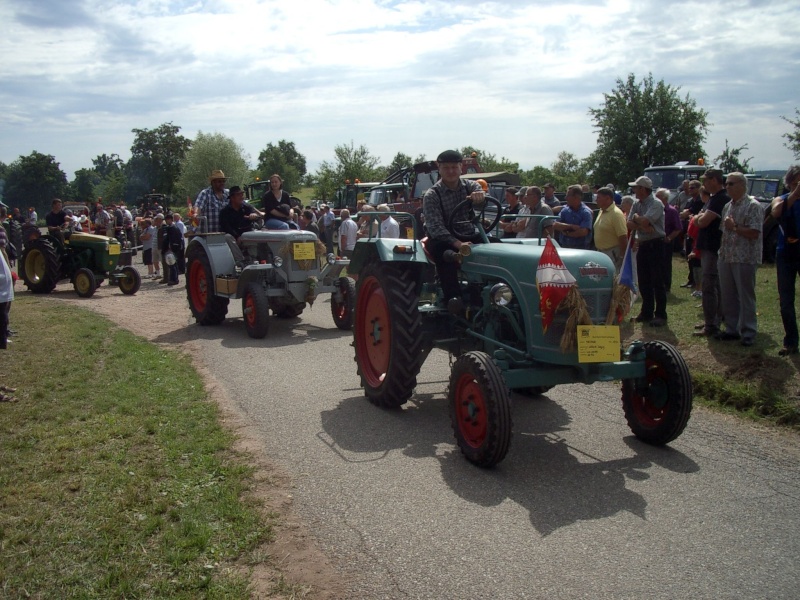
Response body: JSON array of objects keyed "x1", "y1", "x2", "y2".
[{"x1": 2, "y1": 73, "x2": 798, "y2": 216}]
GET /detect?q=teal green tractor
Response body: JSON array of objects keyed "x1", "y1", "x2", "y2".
[
  {"x1": 19, "y1": 232, "x2": 141, "y2": 298},
  {"x1": 349, "y1": 202, "x2": 692, "y2": 467}
]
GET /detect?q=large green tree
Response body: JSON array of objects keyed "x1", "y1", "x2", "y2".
[
  {"x1": 382, "y1": 152, "x2": 414, "y2": 178},
  {"x1": 313, "y1": 141, "x2": 382, "y2": 200},
  {"x1": 587, "y1": 73, "x2": 709, "y2": 186},
  {"x1": 92, "y1": 153, "x2": 125, "y2": 179},
  {"x1": 177, "y1": 131, "x2": 250, "y2": 201},
  {"x1": 256, "y1": 140, "x2": 306, "y2": 193},
  {"x1": 3, "y1": 151, "x2": 68, "y2": 214},
  {"x1": 714, "y1": 140, "x2": 753, "y2": 174},
  {"x1": 69, "y1": 168, "x2": 100, "y2": 204},
  {"x1": 782, "y1": 108, "x2": 800, "y2": 159},
  {"x1": 126, "y1": 122, "x2": 191, "y2": 201},
  {"x1": 550, "y1": 151, "x2": 590, "y2": 190}
]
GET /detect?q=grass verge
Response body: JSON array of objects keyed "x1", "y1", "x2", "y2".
[
  {"x1": 0, "y1": 296, "x2": 274, "y2": 598},
  {"x1": 632, "y1": 256, "x2": 800, "y2": 428}
]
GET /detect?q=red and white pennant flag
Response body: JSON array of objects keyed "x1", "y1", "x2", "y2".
[{"x1": 536, "y1": 237, "x2": 576, "y2": 334}]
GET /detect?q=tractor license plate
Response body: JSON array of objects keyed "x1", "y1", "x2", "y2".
[
  {"x1": 577, "y1": 325, "x2": 621, "y2": 363},
  {"x1": 293, "y1": 242, "x2": 316, "y2": 260},
  {"x1": 108, "y1": 244, "x2": 121, "y2": 255}
]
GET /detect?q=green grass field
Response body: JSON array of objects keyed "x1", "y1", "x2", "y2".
[{"x1": 0, "y1": 297, "x2": 281, "y2": 598}]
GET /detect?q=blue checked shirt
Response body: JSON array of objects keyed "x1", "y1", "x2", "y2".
[{"x1": 195, "y1": 186, "x2": 229, "y2": 233}]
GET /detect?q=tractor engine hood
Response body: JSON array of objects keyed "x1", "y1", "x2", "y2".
[{"x1": 464, "y1": 241, "x2": 617, "y2": 293}]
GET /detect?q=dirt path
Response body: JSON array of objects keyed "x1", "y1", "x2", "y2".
[{"x1": 46, "y1": 264, "x2": 348, "y2": 599}]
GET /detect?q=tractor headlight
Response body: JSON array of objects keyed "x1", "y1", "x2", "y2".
[
  {"x1": 273, "y1": 256, "x2": 283, "y2": 268},
  {"x1": 490, "y1": 283, "x2": 513, "y2": 307},
  {"x1": 326, "y1": 253, "x2": 336, "y2": 265}
]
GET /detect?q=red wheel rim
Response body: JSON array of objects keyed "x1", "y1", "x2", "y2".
[
  {"x1": 454, "y1": 372, "x2": 487, "y2": 448},
  {"x1": 244, "y1": 293, "x2": 256, "y2": 327},
  {"x1": 355, "y1": 275, "x2": 391, "y2": 388},
  {"x1": 631, "y1": 359, "x2": 669, "y2": 427},
  {"x1": 189, "y1": 261, "x2": 208, "y2": 312}
]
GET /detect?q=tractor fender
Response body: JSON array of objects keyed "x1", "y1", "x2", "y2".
[
  {"x1": 186, "y1": 233, "x2": 236, "y2": 280},
  {"x1": 349, "y1": 237, "x2": 428, "y2": 275}
]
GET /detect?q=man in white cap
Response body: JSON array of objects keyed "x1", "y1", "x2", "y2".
[
  {"x1": 627, "y1": 175, "x2": 667, "y2": 327},
  {"x1": 194, "y1": 169, "x2": 229, "y2": 233}
]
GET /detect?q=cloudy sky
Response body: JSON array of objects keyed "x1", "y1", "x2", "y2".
[{"x1": 1, "y1": 0, "x2": 798, "y2": 183}]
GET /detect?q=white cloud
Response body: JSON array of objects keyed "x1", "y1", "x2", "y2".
[{"x1": 0, "y1": 0, "x2": 798, "y2": 181}]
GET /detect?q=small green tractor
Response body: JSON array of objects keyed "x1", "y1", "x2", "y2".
[
  {"x1": 19, "y1": 232, "x2": 141, "y2": 298},
  {"x1": 349, "y1": 202, "x2": 692, "y2": 468},
  {"x1": 185, "y1": 229, "x2": 355, "y2": 339}
]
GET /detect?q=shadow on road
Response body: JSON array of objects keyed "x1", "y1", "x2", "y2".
[{"x1": 319, "y1": 392, "x2": 699, "y2": 537}]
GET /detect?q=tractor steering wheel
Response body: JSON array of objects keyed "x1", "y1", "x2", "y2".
[{"x1": 447, "y1": 197, "x2": 503, "y2": 243}]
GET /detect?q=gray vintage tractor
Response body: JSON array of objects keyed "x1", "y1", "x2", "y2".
[
  {"x1": 349, "y1": 204, "x2": 692, "y2": 467},
  {"x1": 185, "y1": 229, "x2": 355, "y2": 339}
]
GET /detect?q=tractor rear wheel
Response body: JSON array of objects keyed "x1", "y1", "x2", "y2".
[
  {"x1": 20, "y1": 237, "x2": 61, "y2": 293},
  {"x1": 118, "y1": 266, "x2": 141, "y2": 295},
  {"x1": 242, "y1": 283, "x2": 270, "y2": 339},
  {"x1": 331, "y1": 276, "x2": 356, "y2": 330},
  {"x1": 354, "y1": 263, "x2": 423, "y2": 408},
  {"x1": 449, "y1": 351, "x2": 512, "y2": 468},
  {"x1": 73, "y1": 268, "x2": 97, "y2": 298},
  {"x1": 622, "y1": 341, "x2": 692, "y2": 445},
  {"x1": 186, "y1": 245, "x2": 229, "y2": 325}
]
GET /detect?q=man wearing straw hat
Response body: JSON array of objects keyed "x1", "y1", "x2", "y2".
[{"x1": 194, "y1": 169, "x2": 229, "y2": 233}]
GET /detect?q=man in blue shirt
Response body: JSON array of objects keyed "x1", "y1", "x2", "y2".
[{"x1": 552, "y1": 185, "x2": 592, "y2": 249}]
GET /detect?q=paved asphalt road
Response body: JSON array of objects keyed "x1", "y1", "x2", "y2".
[{"x1": 186, "y1": 294, "x2": 799, "y2": 599}]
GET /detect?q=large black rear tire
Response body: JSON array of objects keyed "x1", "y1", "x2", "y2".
[
  {"x1": 449, "y1": 351, "x2": 513, "y2": 468},
  {"x1": 354, "y1": 263, "x2": 423, "y2": 408},
  {"x1": 186, "y1": 245, "x2": 229, "y2": 325},
  {"x1": 622, "y1": 341, "x2": 692, "y2": 445},
  {"x1": 20, "y1": 237, "x2": 61, "y2": 293}
]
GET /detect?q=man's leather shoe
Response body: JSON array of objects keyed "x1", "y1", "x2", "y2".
[
  {"x1": 631, "y1": 314, "x2": 653, "y2": 323},
  {"x1": 741, "y1": 339, "x2": 754, "y2": 347},
  {"x1": 714, "y1": 331, "x2": 741, "y2": 341},
  {"x1": 693, "y1": 328, "x2": 717, "y2": 337},
  {"x1": 779, "y1": 346, "x2": 799, "y2": 356},
  {"x1": 649, "y1": 317, "x2": 667, "y2": 327}
]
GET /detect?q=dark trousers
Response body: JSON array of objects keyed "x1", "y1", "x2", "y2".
[
  {"x1": 637, "y1": 239, "x2": 667, "y2": 320},
  {"x1": 663, "y1": 239, "x2": 674, "y2": 291},
  {"x1": 777, "y1": 252, "x2": 800, "y2": 349},
  {"x1": 0, "y1": 301, "x2": 10, "y2": 349},
  {"x1": 428, "y1": 238, "x2": 461, "y2": 300},
  {"x1": 685, "y1": 237, "x2": 696, "y2": 284},
  {"x1": 167, "y1": 263, "x2": 179, "y2": 284}
]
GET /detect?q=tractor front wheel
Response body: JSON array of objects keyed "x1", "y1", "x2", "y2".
[
  {"x1": 331, "y1": 276, "x2": 356, "y2": 330},
  {"x1": 449, "y1": 351, "x2": 512, "y2": 468},
  {"x1": 186, "y1": 246, "x2": 229, "y2": 325},
  {"x1": 621, "y1": 341, "x2": 692, "y2": 445},
  {"x1": 20, "y1": 237, "x2": 61, "y2": 293},
  {"x1": 117, "y1": 266, "x2": 141, "y2": 295},
  {"x1": 354, "y1": 263, "x2": 423, "y2": 408},
  {"x1": 242, "y1": 283, "x2": 270, "y2": 339},
  {"x1": 73, "y1": 268, "x2": 97, "y2": 298}
]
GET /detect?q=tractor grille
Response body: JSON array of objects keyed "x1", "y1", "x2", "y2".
[{"x1": 542, "y1": 288, "x2": 612, "y2": 346}]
